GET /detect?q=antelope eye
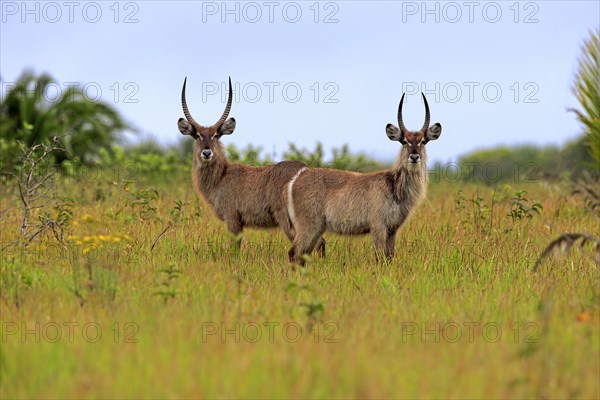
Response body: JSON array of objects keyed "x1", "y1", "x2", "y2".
[{"x1": 401, "y1": 140, "x2": 408, "y2": 146}]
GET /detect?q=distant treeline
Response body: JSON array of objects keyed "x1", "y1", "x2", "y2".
[
  {"x1": 455, "y1": 135, "x2": 597, "y2": 184},
  {"x1": 79, "y1": 133, "x2": 596, "y2": 185},
  {"x1": 76, "y1": 138, "x2": 384, "y2": 177},
  {"x1": 2, "y1": 124, "x2": 596, "y2": 185}
]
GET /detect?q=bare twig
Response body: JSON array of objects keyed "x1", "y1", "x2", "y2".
[{"x1": 14, "y1": 137, "x2": 63, "y2": 236}]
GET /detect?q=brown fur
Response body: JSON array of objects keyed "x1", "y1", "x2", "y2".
[
  {"x1": 286, "y1": 112, "x2": 441, "y2": 265},
  {"x1": 178, "y1": 77, "x2": 326, "y2": 255},
  {"x1": 192, "y1": 136, "x2": 305, "y2": 242},
  {"x1": 180, "y1": 116, "x2": 326, "y2": 255}
]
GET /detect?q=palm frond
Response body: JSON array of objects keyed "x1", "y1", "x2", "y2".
[{"x1": 533, "y1": 233, "x2": 600, "y2": 271}]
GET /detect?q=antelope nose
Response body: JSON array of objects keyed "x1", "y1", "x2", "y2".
[
  {"x1": 409, "y1": 154, "x2": 420, "y2": 163},
  {"x1": 201, "y1": 149, "x2": 213, "y2": 159}
]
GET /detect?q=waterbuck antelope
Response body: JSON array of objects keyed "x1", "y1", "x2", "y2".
[
  {"x1": 285, "y1": 93, "x2": 441, "y2": 265},
  {"x1": 178, "y1": 77, "x2": 325, "y2": 254}
]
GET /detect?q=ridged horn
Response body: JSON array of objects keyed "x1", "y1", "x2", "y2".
[
  {"x1": 213, "y1": 77, "x2": 232, "y2": 129},
  {"x1": 181, "y1": 77, "x2": 202, "y2": 130},
  {"x1": 397, "y1": 93, "x2": 408, "y2": 134},
  {"x1": 420, "y1": 93, "x2": 430, "y2": 133}
]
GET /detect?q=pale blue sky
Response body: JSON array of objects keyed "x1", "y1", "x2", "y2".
[{"x1": 1, "y1": 1, "x2": 598, "y2": 163}]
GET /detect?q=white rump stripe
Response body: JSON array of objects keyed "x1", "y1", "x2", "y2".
[{"x1": 287, "y1": 167, "x2": 308, "y2": 225}]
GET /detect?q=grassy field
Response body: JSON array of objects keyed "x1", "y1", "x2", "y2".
[{"x1": 0, "y1": 167, "x2": 598, "y2": 399}]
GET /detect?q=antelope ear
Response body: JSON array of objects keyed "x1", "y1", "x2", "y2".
[
  {"x1": 217, "y1": 118, "x2": 236, "y2": 138},
  {"x1": 424, "y1": 123, "x2": 442, "y2": 142},
  {"x1": 386, "y1": 124, "x2": 403, "y2": 141},
  {"x1": 178, "y1": 118, "x2": 196, "y2": 137}
]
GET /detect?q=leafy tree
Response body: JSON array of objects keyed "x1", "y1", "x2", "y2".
[
  {"x1": 537, "y1": 31, "x2": 600, "y2": 270},
  {"x1": 226, "y1": 143, "x2": 272, "y2": 166},
  {"x1": 284, "y1": 142, "x2": 381, "y2": 172},
  {"x1": 457, "y1": 140, "x2": 597, "y2": 184},
  {"x1": 0, "y1": 70, "x2": 129, "y2": 168},
  {"x1": 458, "y1": 145, "x2": 562, "y2": 184},
  {"x1": 570, "y1": 29, "x2": 600, "y2": 173},
  {"x1": 284, "y1": 142, "x2": 326, "y2": 167},
  {"x1": 560, "y1": 135, "x2": 597, "y2": 179}
]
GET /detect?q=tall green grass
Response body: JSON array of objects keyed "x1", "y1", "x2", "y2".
[{"x1": 1, "y1": 173, "x2": 598, "y2": 399}]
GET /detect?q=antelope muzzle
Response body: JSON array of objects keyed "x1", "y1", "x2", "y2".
[
  {"x1": 200, "y1": 148, "x2": 214, "y2": 161},
  {"x1": 409, "y1": 153, "x2": 420, "y2": 164}
]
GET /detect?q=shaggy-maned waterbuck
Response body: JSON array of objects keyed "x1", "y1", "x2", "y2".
[
  {"x1": 285, "y1": 93, "x2": 441, "y2": 265},
  {"x1": 177, "y1": 77, "x2": 325, "y2": 254}
]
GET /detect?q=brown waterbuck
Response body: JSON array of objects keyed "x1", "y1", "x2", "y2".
[
  {"x1": 177, "y1": 77, "x2": 325, "y2": 254},
  {"x1": 285, "y1": 93, "x2": 441, "y2": 265}
]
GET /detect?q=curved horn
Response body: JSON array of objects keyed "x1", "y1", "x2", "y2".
[
  {"x1": 181, "y1": 77, "x2": 202, "y2": 130},
  {"x1": 397, "y1": 93, "x2": 408, "y2": 134},
  {"x1": 420, "y1": 93, "x2": 430, "y2": 132},
  {"x1": 213, "y1": 77, "x2": 233, "y2": 129}
]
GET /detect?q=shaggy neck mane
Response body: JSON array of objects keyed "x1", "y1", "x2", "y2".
[{"x1": 389, "y1": 147, "x2": 428, "y2": 206}]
